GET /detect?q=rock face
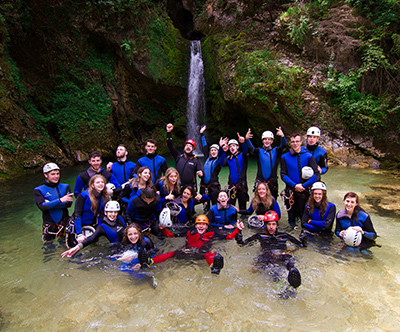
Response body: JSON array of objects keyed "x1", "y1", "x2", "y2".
[{"x1": 0, "y1": 0, "x2": 399, "y2": 179}]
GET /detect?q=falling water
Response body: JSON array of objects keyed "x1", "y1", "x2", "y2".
[{"x1": 186, "y1": 40, "x2": 205, "y2": 155}]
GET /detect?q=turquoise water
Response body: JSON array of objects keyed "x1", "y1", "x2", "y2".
[{"x1": 0, "y1": 161, "x2": 399, "y2": 331}]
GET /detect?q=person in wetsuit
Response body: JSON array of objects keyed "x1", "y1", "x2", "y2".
[
  {"x1": 335, "y1": 192, "x2": 377, "y2": 252},
  {"x1": 207, "y1": 190, "x2": 238, "y2": 233},
  {"x1": 106, "y1": 144, "x2": 136, "y2": 187},
  {"x1": 246, "y1": 127, "x2": 287, "y2": 199},
  {"x1": 156, "y1": 167, "x2": 181, "y2": 203},
  {"x1": 301, "y1": 181, "x2": 336, "y2": 240},
  {"x1": 302, "y1": 127, "x2": 328, "y2": 179},
  {"x1": 132, "y1": 139, "x2": 168, "y2": 184},
  {"x1": 199, "y1": 125, "x2": 226, "y2": 206},
  {"x1": 61, "y1": 200, "x2": 126, "y2": 258},
  {"x1": 166, "y1": 123, "x2": 203, "y2": 190},
  {"x1": 138, "y1": 214, "x2": 244, "y2": 274},
  {"x1": 236, "y1": 211, "x2": 304, "y2": 288},
  {"x1": 74, "y1": 151, "x2": 120, "y2": 198},
  {"x1": 280, "y1": 133, "x2": 319, "y2": 228},
  {"x1": 34, "y1": 163, "x2": 74, "y2": 243},
  {"x1": 120, "y1": 166, "x2": 153, "y2": 204}
]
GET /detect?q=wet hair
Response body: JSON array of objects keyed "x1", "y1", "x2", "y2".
[
  {"x1": 89, "y1": 151, "x2": 102, "y2": 159},
  {"x1": 160, "y1": 167, "x2": 180, "y2": 194},
  {"x1": 146, "y1": 138, "x2": 157, "y2": 146},
  {"x1": 343, "y1": 192, "x2": 364, "y2": 220},
  {"x1": 308, "y1": 188, "x2": 328, "y2": 217},
  {"x1": 181, "y1": 185, "x2": 195, "y2": 198},
  {"x1": 122, "y1": 223, "x2": 143, "y2": 245},
  {"x1": 140, "y1": 186, "x2": 157, "y2": 200},
  {"x1": 130, "y1": 166, "x2": 153, "y2": 189},
  {"x1": 88, "y1": 174, "x2": 109, "y2": 213},
  {"x1": 252, "y1": 182, "x2": 273, "y2": 212}
]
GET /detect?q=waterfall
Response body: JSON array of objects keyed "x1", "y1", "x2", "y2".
[{"x1": 186, "y1": 40, "x2": 205, "y2": 156}]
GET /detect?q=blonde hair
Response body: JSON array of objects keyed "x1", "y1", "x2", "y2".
[
  {"x1": 88, "y1": 174, "x2": 109, "y2": 213},
  {"x1": 160, "y1": 167, "x2": 180, "y2": 194},
  {"x1": 252, "y1": 182, "x2": 273, "y2": 212}
]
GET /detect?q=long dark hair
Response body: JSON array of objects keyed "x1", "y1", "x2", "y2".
[
  {"x1": 308, "y1": 188, "x2": 328, "y2": 217},
  {"x1": 344, "y1": 192, "x2": 364, "y2": 220},
  {"x1": 122, "y1": 223, "x2": 143, "y2": 245}
]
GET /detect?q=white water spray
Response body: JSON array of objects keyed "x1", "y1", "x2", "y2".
[{"x1": 186, "y1": 40, "x2": 205, "y2": 155}]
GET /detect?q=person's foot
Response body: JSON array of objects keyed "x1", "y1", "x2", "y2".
[
  {"x1": 211, "y1": 254, "x2": 224, "y2": 274},
  {"x1": 288, "y1": 267, "x2": 301, "y2": 288},
  {"x1": 138, "y1": 248, "x2": 151, "y2": 269}
]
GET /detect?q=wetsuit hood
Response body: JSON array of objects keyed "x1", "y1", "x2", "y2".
[
  {"x1": 263, "y1": 145, "x2": 273, "y2": 152},
  {"x1": 44, "y1": 179, "x2": 60, "y2": 187},
  {"x1": 216, "y1": 202, "x2": 231, "y2": 210},
  {"x1": 306, "y1": 143, "x2": 319, "y2": 151},
  {"x1": 289, "y1": 147, "x2": 306, "y2": 156},
  {"x1": 146, "y1": 152, "x2": 158, "y2": 159}
]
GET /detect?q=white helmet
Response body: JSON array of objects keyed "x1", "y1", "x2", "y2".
[
  {"x1": 301, "y1": 166, "x2": 314, "y2": 180},
  {"x1": 307, "y1": 126, "x2": 321, "y2": 137},
  {"x1": 165, "y1": 201, "x2": 182, "y2": 217},
  {"x1": 311, "y1": 181, "x2": 327, "y2": 191},
  {"x1": 210, "y1": 144, "x2": 219, "y2": 151},
  {"x1": 343, "y1": 227, "x2": 362, "y2": 247},
  {"x1": 106, "y1": 183, "x2": 116, "y2": 191},
  {"x1": 43, "y1": 163, "x2": 60, "y2": 174},
  {"x1": 159, "y1": 207, "x2": 172, "y2": 227},
  {"x1": 261, "y1": 131, "x2": 274, "y2": 140},
  {"x1": 228, "y1": 139, "x2": 239, "y2": 146},
  {"x1": 248, "y1": 215, "x2": 264, "y2": 228},
  {"x1": 105, "y1": 200, "x2": 120, "y2": 212}
]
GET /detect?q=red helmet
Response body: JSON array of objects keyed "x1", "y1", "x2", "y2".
[
  {"x1": 185, "y1": 139, "x2": 196, "y2": 149},
  {"x1": 264, "y1": 210, "x2": 279, "y2": 223}
]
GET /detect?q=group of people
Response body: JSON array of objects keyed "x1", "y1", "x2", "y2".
[{"x1": 33, "y1": 123, "x2": 378, "y2": 290}]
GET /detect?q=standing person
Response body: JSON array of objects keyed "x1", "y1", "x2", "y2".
[
  {"x1": 166, "y1": 123, "x2": 203, "y2": 190},
  {"x1": 34, "y1": 163, "x2": 74, "y2": 243},
  {"x1": 301, "y1": 182, "x2": 336, "y2": 236},
  {"x1": 246, "y1": 127, "x2": 287, "y2": 199},
  {"x1": 199, "y1": 125, "x2": 226, "y2": 206},
  {"x1": 61, "y1": 201, "x2": 126, "y2": 257},
  {"x1": 236, "y1": 211, "x2": 304, "y2": 289},
  {"x1": 120, "y1": 166, "x2": 153, "y2": 203},
  {"x1": 239, "y1": 182, "x2": 281, "y2": 223},
  {"x1": 280, "y1": 133, "x2": 319, "y2": 228},
  {"x1": 139, "y1": 215, "x2": 244, "y2": 275},
  {"x1": 133, "y1": 139, "x2": 168, "y2": 184},
  {"x1": 156, "y1": 167, "x2": 181, "y2": 202},
  {"x1": 335, "y1": 192, "x2": 377, "y2": 251},
  {"x1": 303, "y1": 127, "x2": 328, "y2": 178},
  {"x1": 74, "y1": 151, "x2": 120, "y2": 198},
  {"x1": 222, "y1": 130, "x2": 251, "y2": 210},
  {"x1": 73, "y1": 174, "x2": 109, "y2": 244},
  {"x1": 106, "y1": 144, "x2": 136, "y2": 187}
]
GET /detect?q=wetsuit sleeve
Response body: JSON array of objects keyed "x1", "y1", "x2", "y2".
[
  {"x1": 307, "y1": 204, "x2": 337, "y2": 232},
  {"x1": 286, "y1": 234, "x2": 303, "y2": 247},
  {"x1": 206, "y1": 209, "x2": 215, "y2": 223},
  {"x1": 200, "y1": 134, "x2": 209, "y2": 159},
  {"x1": 319, "y1": 151, "x2": 328, "y2": 175},
  {"x1": 279, "y1": 136, "x2": 287, "y2": 151},
  {"x1": 239, "y1": 204, "x2": 253, "y2": 215},
  {"x1": 225, "y1": 228, "x2": 240, "y2": 240},
  {"x1": 241, "y1": 233, "x2": 260, "y2": 246},
  {"x1": 246, "y1": 138, "x2": 258, "y2": 155},
  {"x1": 74, "y1": 175, "x2": 85, "y2": 198},
  {"x1": 301, "y1": 207, "x2": 311, "y2": 229},
  {"x1": 73, "y1": 194, "x2": 85, "y2": 234},
  {"x1": 132, "y1": 163, "x2": 141, "y2": 176},
  {"x1": 166, "y1": 132, "x2": 180, "y2": 161},
  {"x1": 160, "y1": 159, "x2": 168, "y2": 176},
  {"x1": 33, "y1": 188, "x2": 67, "y2": 211},
  {"x1": 241, "y1": 141, "x2": 249, "y2": 154},
  {"x1": 80, "y1": 225, "x2": 106, "y2": 248},
  {"x1": 217, "y1": 150, "x2": 226, "y2": 166},
  {"x1": 272, "y1": 199, "x2": 281, "y2": 218},
  {"x1": 302, "y1": 156, "x2": 319, "y2": 188},
  {"x1": 362, "y1": 215, "x2": 377, "y2": 240},
  {"x1": 195, "y1": 195, "x2": 209, "y2": 205},
  {"x1": 109, "y1": 174, "x2": 121, "y2": 188},
  {"x1": 280, "y1": 156, "x2": 296, "y2": 188},
  {"x1": 335, "y1": 213, "x2": 344, "y2": 238}
]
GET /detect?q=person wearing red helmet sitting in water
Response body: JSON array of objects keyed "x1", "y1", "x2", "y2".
[
  {"x1": 138, "y1": 214, "x2": 244, "y2": 275},
  {"x1": 236, "y1": 210, "x2": 304, "y2": 289},
  {"x1": 166, "y1": 123, "x2": 203, "y2": 191}
]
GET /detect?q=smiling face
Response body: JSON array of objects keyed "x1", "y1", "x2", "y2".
[
  {"x1": 105, "y1": 210, "x2": 118, "y2": 221},
  {"x1": 257, "y1": 183, "x2": 268, "y2": 198},
  {"x1": 92, "y1": 177, "x2": 105, "y2": 192},
  {"x1": 184, "y1": 143, "x2": 193, "y2": 154},
  {"x1": 344, "y1": 196, "x2": 358, "y2": 215},
  {"x1": 262, "y1": 137, "x2": 273, "y2": 148},
  {"x1": 209, "y1": 147, "x2": 218, "y2": 158},
  {"x1": 168, "y1": 171, "x2": 178, "y2": 185},
  {"x1": 145, "y1": 142, "x2": 157, "y2": 154},
  {"x1": 195, "y1": 215, "x2": 209, "y2": 234},
  {"x1": 127, "y1": 227, "x2": 140, "y2": 244},
  {"x1": 139, "y1": 168, "x2": 151, "y2": 183},
  {"x1": 307, "y1": 135, "x2": 320, "y2": 146},
  {"x1": 217, "y1": 191, "x2": 229, "y2": 207},
  {"x1": 45, "y1": 170, "x2": 60, "y2": 184},
  {"x1": 88, "y1": 156, "x2": 102, "y2": 172},
  {"x1": 290, "y1": 135, "x2": 302, "y2": 153},
  {"x1": 181, "y1": 188, "x2": 193, "y2": 202},
  {"x1": 313, "y1": 189, "x2": 324, "y2": 204}
]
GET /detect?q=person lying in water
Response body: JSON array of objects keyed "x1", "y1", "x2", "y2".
[
  {"x1": 236, "y1": 210, "x2": 304, "y2": 288},
  {"x1": 138, "y1": 214, "x2": 244, "y2": 275}
]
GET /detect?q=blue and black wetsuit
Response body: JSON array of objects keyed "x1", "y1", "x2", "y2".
[
  {"x1": 173, "y1": 195, "x2": 210, "y2": 225},
  {"x1": 302, "y1": 144, "x2": 328, "y2": 179},
  {"x1": 73, "y1": 190, "x2": 105, "y2": 235},
  {"x1": 199, "y1": 134, "x2": 225, "y2": 205},
  {"x1": 34, "y1": 180, "x2": 72, "y2": 240},
  {"x1": 280, "y1": 148, "x2": 319, "y2": 226},
  {"x1": 111, "y1": 160, "x2": 136, "y2": 186},
  {"x1": 155, "y1": 180, "x2": 181, "y2": 206},
  {"x1": 118, "y1": 237, "x2": 156, "y2": 272},
  {"x1": 167, "y1": 132, "x2": 203, "y2": 190},
  {"x1": 78, "y1": 215, "x2": 126, "y2": 249},
  {"x1": 207, "y1": 203, "x2": 238, "y2": 236},
  {"x1": 301, "y1": 202, "x2": 336, "y2": 234},
  {"x1": 125, "y1": 195, "x2": 162, "y2": 235},
  {"x1": 247, "y1": 136, "x2": 287, "y2": 199},
  {"x1": 120, "y1": 182, "x2": 145, "y2": 205},
  {"x1": 222, "y1": 142, "x2": 249, "y2": 210},
  {"x1": 335, "y1": 209, "x2": 377, "y2": 250},
  {"x1": 133, "y1": 153, "x2": 168, "y2": 184},
  {"x1": 74, "y1": 167, "x2": 120, "y2": 198}
]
